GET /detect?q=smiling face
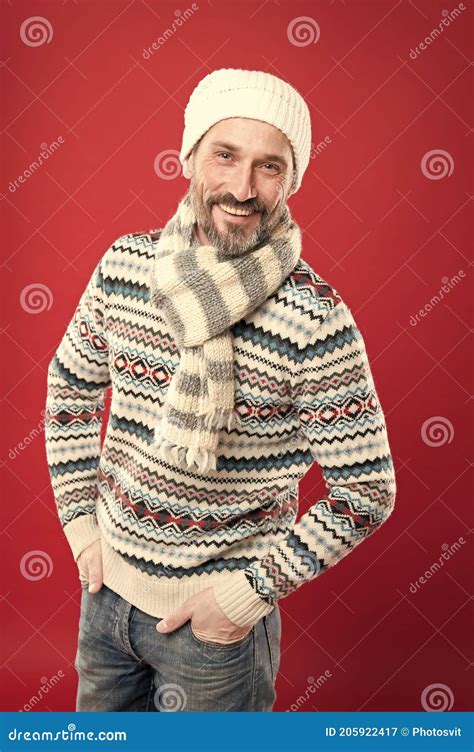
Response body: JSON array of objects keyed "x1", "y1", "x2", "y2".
[{"x1": 182, "y1": 117, "x2": 296, "y2": 257}]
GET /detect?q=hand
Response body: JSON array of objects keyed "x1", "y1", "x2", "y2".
[
  {"x1": 155, "y1": 586, "x2": 252, "y2": 643},
  {"x1": 77, "y1": 539, "x2": 103, "y2": 594}
]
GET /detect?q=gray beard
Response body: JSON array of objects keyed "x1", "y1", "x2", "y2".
[{"x1": 189, "y1": 191, "x2": 285, "y2": 259}]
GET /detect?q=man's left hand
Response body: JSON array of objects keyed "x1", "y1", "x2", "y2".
[{"x1": 155, "y1": 587, "x2": 252, "y2": 644}]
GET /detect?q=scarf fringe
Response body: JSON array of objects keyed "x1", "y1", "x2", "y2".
[
  {"x1": 153, "y1": 434, "x2": 217, "y2": 473},
  {"x1": 200, "y1": 406, "x2": 237, "y2": 432},
  {"x1": 152, "y1": 408, "x2": 237, "y2": 473}
]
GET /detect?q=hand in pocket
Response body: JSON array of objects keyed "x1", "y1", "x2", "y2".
[{"x1": 77, "y1": 539, "x2": 103, "y2": 594}]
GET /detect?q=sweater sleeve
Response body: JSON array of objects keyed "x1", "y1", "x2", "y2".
[
  {"x1": 44, "y1": 241, "x2": 116, "y2": 562},
  {"x1": 213, "y1": 299, "x2": 397, "y2": 626}
]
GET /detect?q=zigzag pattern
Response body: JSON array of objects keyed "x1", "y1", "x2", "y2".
[
  {"x1": 51, "y1": 355, "x2": 110, "y2": 392},
  {"x1": 107, "y1": 313, "x2": 179, "y2": 354},
  {"x1": 100, "y1": 443, "x2": 301, "y2": 513},
  {"x1": 120, "y1": 549, "x2": 257, "y2": 578},
  {"x1": 97, "y1": 465, "x2": 293, "y2": 544},
  {"x1": 102, "y1": 275, "x2": 150, "y2": 303},
  {"x1": 232, "y1": 318, "x2": 315, "y2": 365}
]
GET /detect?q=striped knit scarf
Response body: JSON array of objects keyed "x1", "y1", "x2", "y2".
[{"x1": 149, "y1": 190, "x2": 302, "y2": 473}]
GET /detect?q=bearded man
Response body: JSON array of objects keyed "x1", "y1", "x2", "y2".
[{"x1": 45, "y1": 68, "x2": 396, "y2": 712}]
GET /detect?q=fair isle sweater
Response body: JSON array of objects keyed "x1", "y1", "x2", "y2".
[{"x1": 45, "y1": 228, "x2": 397, "y2": 628}]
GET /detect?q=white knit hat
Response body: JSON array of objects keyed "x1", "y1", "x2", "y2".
[{"x1": 179, "y1": 68, "x2": 312, "y2": 195}]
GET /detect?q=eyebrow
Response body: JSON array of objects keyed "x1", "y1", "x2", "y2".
[{"x1": 208, "y1": 141, "x2": 289, "y2": 169}]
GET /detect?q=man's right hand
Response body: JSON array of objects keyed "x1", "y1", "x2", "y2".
[{"x1": 77, "y1": 539, "x2": 103, "y2": 594}]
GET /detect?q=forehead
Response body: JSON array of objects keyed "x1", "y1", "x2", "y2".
[{"x1": 201, "y1": 117, "x2": 293, "y2": 157}]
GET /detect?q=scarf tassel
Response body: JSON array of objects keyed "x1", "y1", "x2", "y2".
[
  {"x1": 153, "y1": 407, "x2": 238, "y2": 473},
  {"x1": 200, "y1": 406, "x2": 237, "y2": 432},
  {"x1": 154, "y1": 434, "x2": 217, "y2": 473}
]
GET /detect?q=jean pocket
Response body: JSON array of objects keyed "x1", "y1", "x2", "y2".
[
  {"x1": 263, "y1": 607, "x2": 281, "y2": 683},
  {"x1": 188, "y1": 621, "x2": 254, "y2": 650}
]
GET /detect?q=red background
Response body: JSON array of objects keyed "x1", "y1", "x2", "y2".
[{"x1": 1, "y1": 0, "x2": 472, "y2": 713}]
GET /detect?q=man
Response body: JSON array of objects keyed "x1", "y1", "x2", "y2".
[{"x1": 45, "y1": 68, "x2": 396, "y2": 712}]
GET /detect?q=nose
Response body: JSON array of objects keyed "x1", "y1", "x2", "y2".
[{"x1": 227, "y1": 164, "x2": 257, "y2": 204}]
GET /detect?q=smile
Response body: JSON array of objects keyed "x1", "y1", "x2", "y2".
[
  {"x1": 215, "y1": 204, "x2": 259, "y2": 222},
  {"x1": 218, "y1": 203, "x2": 255, "y2": 216}
]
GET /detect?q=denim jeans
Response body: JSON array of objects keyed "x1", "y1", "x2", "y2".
[{"x1": 74, "y1": 583, "x2": 281, "y2": 712}]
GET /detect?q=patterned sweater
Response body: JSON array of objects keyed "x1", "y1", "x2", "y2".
[{"x1": 45, "y1": 229, "x2": 397, "y2": 627}]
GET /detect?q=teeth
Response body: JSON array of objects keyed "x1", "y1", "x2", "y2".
[{"x1": 218, "y1": 203, "x2": 255, "y2": 216}]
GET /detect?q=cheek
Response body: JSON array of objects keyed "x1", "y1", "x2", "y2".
[
  {"x1": 200, "y1": 162, "x2": 227, "y2": 186},
  {"x1": 201, "y1": 176, "x2": 226, "y2": 200},
  {"x1": 259, "y1": 175, "x2": 287, "y2": 201},
  {"x1": 275, "y1": 179, "x2": 291, "y2": 206},
  {"x1": 262, "y1": 186, "x2": 285, "y2": 212}
]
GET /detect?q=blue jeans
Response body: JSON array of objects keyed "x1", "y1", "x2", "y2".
[{"x1": 75, "y1": 583, "x2": 281, "y2": 712}]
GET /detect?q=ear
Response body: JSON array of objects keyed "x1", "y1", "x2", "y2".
[
  {"x1": 287, "y1": 170, "x2": 298, "y2": 198},
  {"x1": 182, "y1": 153, "x2": 193, "y2": 180}
]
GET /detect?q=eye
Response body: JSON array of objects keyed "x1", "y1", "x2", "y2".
[
  {"x1": 217, "y1": 152, "x2": 231, "y2": 160},
  {"x1": 262, "y1": 163, "x2": 279, "y2": 172}
]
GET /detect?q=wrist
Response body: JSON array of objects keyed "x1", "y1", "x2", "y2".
[
  {"x1": 213, "y1": 570, "x2": 275, "y2": 627},
  {"x1": 63, "y1": 514, "x2": 101, "y2": 561}
]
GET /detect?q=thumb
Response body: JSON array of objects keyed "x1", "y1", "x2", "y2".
[
  {"x1": 88, "y1": 560, "x2": 103, "y2": 594},
  {"x1": 156, "y1": 610, "x2": 190, "y2": 634}
]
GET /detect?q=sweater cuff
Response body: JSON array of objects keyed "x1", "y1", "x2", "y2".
[
  {"x1": 63, "y1": 514, "x2": 101, "y2": 562},
  {"x1": 212, "y1": 570, "x2": 275, "y2": 627}
]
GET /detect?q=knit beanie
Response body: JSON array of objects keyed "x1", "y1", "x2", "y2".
[{"x1": 179, "y1": 68, "x2": 312, "y2": 195}]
